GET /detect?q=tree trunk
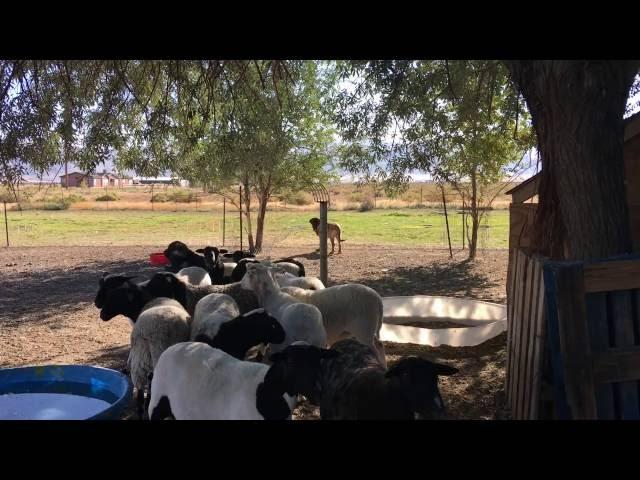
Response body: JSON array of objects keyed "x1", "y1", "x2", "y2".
[
  {"x1": 242, "y1": 177, "x2": 255, "y2": 253},
  {"x1": 506, "y1": 60, "x2": 639, "y2": 260},
  {"x1": 468, "y1": 169, "x2": 479, "y2": 260},
  {"x1": 255, "y1": 190, "x2": 269, "y2": 253}
]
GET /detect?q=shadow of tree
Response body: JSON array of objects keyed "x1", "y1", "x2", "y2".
[
  {"x1": 0, "y1": 258, "x2": 162, "y2": 328},
  {"x1": 269, "y1": 250, "x2": 321, "y2": 261},
  {"x1": 348, "y1": 259, "x2": 500, "y2": 301},
  {"x1": 84, "y1": 344, "x2": 130, "y2": 371}
]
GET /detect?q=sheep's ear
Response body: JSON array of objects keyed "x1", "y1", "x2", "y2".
[
  {"x1": 219, "y1": 249, "x2": 228, "y2": 254},
  {"x1": 195, "y1": 248, "x2": 205, "y2": 253},
  {"x1": 122, "y1": 275, "x2": 137, "y2": 281},
  {"x1": 102, "y1": 272, "x2": 110, "y2": 278}
]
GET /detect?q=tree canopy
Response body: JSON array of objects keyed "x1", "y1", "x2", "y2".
[{"x1": 329, "y1": 60, "x2": 535, "y2": 257}]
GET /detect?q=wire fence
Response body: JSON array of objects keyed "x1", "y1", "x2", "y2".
[{"x1": 1, "y1": 201, "x2": 509, "y2": 252}]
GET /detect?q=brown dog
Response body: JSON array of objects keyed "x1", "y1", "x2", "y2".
[{"x1": 309, "y1": 217, "x2": 345, "y2": 254}]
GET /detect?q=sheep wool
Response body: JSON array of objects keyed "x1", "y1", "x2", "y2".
[
  {"x1": 191, "y1": 293, "x2": 240, "y2": 341},
  {"x1": 148, "y1": 342, "x2": 296, "y2": 420},
  {"x1": 279, "y1": 283, "x2": 386, "y2": 367}
]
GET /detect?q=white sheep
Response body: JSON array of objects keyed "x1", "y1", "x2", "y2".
[
  {"x1": 269, "y1": 258, "x2": 305, "y2": 277},
  {"x1": 99, "y1": 285, "x2": 191, "y2": 419},
  {"x1": 190, "y1": 293, "x2": 240, "y2": 341},
  {"x1": 272, "y1": 270, "x2": 325, "y2": 290},
  {"x1": 279, "y1": 283, "x2": 387, "y2": 367},
  {"x1": 148, "y1": 341, "x2": 337, "y2": 420},
  {"x1": 241, "y1": 263, "x2": 326, "y2": 355},
  {"x1": 176, "y1": 266, "x2": 212, "y2": 286}
]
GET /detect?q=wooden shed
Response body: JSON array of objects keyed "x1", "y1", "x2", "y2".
[
  {"x1": 506, "y1": 112, "x2": 640, "y2": 419},
  {"x1": 59, "y1": 171, "x2": 86, "y2": 188}
]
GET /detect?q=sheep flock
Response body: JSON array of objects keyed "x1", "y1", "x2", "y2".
[{"x1": 95, "y1": 240, "x2": 459, "y2": 420}]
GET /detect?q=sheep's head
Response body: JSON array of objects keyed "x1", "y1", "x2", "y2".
[
  {"x1": 146, "y1": 272, "x2": 185, "y2": 303},
  {"x1": 241, "y1": 263, "x2": 277, "y2": 298},
  {"x1": 268, "y1": 344, "x2": 339, "y2": 400},
  {"x1": 164, "y1": 240, "x2": 190, "y2": 261},
  {"x1": 242, "y1": 308, "x2": 286, "y2": 345},
  {"x1": 385, "y1": 357, "x2": 458, "y2": 419},
  {"x1": 95, "y1": 272, "x2": 138, "y2": 309},
  {"x1": 99, "y1": 283, "x2": 146, "y2": 322},
  {"x1": 230, "y1": 258, "x2": 260, "y2": 283},
  {"x1": 195, "y1": 246, "x2": 219, "y2": 260}
]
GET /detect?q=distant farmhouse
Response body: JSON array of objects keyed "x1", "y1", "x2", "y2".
[
  {"x1": 134, "y1": 176, "x2": 190, "y2": 187},
  {"x1": 60, "y1": 170, "x2": 133, "y2": 188},
  {"x1": 59, "y1": 171, "x2": 190, "y2": 188}
]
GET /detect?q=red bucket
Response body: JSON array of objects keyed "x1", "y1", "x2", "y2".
[{"x1": 150, "y1": 252, "x2": 170, "y2": 266}]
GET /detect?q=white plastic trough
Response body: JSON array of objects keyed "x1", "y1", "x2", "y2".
[{"x1": 381, "y1": 295, "x2": 507, "y2": 347}]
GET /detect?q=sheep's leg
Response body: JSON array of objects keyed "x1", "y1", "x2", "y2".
[
  {"x1": 136, "y1": 388, "x2": 145, "y2": 420},
  {"x1": 374, "y1": 337, "x2": 387, "y2": 369},
  {"x1": 329, "y1": 237, "x2": 335, "y2": 255},
  {"x1": 143, "y1": 393, "x2": 151, "y2": 421},
  {"x1": 143, "y1": 374, "x2": 153, "y2": 421},
  {"x1": 338, "y1": 236, "x2": 342, "y2": 254}
]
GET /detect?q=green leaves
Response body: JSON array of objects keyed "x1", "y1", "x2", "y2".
[{"x1": 330, "y1": 60, "x2": 535, "y2": 190}]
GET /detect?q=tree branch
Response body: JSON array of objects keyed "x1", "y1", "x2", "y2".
[{"x1": 445, "y1": 60, "x2": 458, "y2": 100}]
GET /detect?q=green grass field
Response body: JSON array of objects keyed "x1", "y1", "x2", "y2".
[{"x1": 2, "y1": 208, "x2": 509, "y2": 249}]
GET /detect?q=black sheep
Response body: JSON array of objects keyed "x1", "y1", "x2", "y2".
[{"x1": 293, "y1": 338, "x2": 458, "y2": 420}]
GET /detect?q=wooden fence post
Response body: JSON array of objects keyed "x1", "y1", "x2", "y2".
[
  {"x1": 319, "y1": 201, "x2": 328, "y2": 285},
  {"x1": 3, "y1": 201, "x2": 8, "y2": 247}
]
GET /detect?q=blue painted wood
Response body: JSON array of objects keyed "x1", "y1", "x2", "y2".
[
  {"x1": 543, "y1": 262, "x2": 572, "y2": 420},
  {"x1": 585, "y1": 293, "x2": 616, "y2": 419},
  {"x1": 608, "y1": 291, "x2": 640, "y2": 419}
]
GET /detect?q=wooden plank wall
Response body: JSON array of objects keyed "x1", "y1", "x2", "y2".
[
  {"x1": 506, "y1": 248, "x2": 547, "y2": 419},
  {"x1": 509, "y1": 203, "x2": 538, "y2": 251},
  {"x1": 624, "y1": 134, "x2": 640, "y2": 253}
]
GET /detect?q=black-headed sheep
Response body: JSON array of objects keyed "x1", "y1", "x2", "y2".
[
  {"x1": 148, "y1": 342, "x2": 337, "y2": 420},
  {"x1": 194, "y1": 308, "x2": 286, "y2": 361},
  {"x1": 308, "y1": 338, "x2": 458, "y2": 420},
  {"x1": 99, "y1": 283, "x2": 191, "y2": 420}
]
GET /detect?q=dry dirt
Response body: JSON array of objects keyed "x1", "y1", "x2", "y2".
[{"x1": 0, "y1": 244, "x2": 509, "y2": 420}]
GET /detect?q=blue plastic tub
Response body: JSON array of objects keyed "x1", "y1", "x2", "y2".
[{"x1": 0, "y1": 365, "x2": 132, "y2": 420}]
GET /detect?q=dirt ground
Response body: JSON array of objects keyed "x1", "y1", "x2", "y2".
[{"x1": 0, "y1": 244, "x2": 509, "y2": 420}]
